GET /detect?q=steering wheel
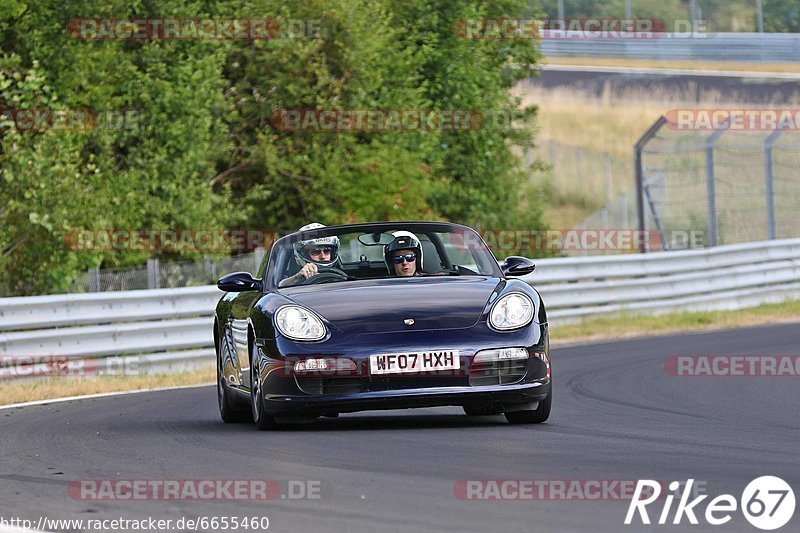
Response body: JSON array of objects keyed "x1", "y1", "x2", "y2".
[{"x1": 300, "y1": 266, "x2": 349, "y2": 285}]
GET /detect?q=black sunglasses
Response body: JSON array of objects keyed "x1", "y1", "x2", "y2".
[
  {"x1": 392, "y1": 253, "x2": 416, "y2": 264},
  {"x1": 307, "y1": 246, "x2": 334, "y2": 256}
]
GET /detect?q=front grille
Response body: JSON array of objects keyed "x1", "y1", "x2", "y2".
[{"x1": 469, "y1": 359, "x2": 527, "y2": 386}]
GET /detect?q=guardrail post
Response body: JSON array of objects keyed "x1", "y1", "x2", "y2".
[
  {"x1": 147, "y1": 259, "x2": 160, "y2": 289},
  {"x1": 88, "y1": 267, "x2": 100, "y2": 292},
  {"x1": 763, "y1": 128, "x2": 784, "y2": 240},
  {"x1": 634, "y1": 116, "x2": 666, "y2": 253},
  {"x1": 602, "y1": 153, "x2": 612, "y2": 229}
]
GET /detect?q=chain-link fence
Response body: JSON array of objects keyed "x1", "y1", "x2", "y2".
[
  {"x1": 529, "y1": 121, "x2": 800, "y2": 255},
  {"x1": 65, "y1": 250, "x2": 264, "y2": 294},
  {"x1": 636, "y1": 118, "x2": 800, "y2": 251},
  {"x1": 527, "y1": 139, "x2": 641, "y2": 255}
]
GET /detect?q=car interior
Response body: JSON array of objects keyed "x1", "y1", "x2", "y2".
[{"x1": 275, "y1": 230, "x2": 483, "y2": 285}]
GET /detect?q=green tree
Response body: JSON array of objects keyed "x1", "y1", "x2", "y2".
[{"x1": 1, "y1": 0, "x2": 230, "y2": 295}]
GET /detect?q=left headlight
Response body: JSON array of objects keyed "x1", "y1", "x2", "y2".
[
  {"x1": 275, "y1": 305, "x2": 327, "y2": 341},
  {"x1": 489, "y1": 293, "x2": 534, "y2": 331}
]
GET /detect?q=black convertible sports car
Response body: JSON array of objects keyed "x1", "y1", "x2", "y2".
[{"x1": 214, "y1": 221, "x2": 550, "y2": 429}]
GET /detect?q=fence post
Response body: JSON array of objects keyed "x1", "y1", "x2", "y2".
[
  {"x1": 147, "y1": 258, "x2": 160, "y2": 289},
  {"x1": 576, "y1": 147, "x2": 584, "y2": 190},
  {"x1": 763, "y1": 128, "x2": 784, "y2": 240},
  {"x1": 705, "y1": 127, "x2": 727, "y2": 247},
  {"x1": 634, "y1": 116, "x2": 666, "y2": 253},
  {"x1": 602, "y1": 153, "x2": 612, "y2": 229},
  {"x1": 204, "y1": 256, "x2": 214, "y2": 282},
  {"x1": 88, "y1": 267, "x2": 100, "y2": 292},
  {"x1": 549, "y1": 139, "x2": 557, "y2": 187}
]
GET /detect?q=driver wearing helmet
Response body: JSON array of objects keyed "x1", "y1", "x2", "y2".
[
  {"x1": 279, "y1": 222, "x2": 341, "y2": 287},
  {"x1": 384, "y1": 232, "x2": 423, "y2": 277}
]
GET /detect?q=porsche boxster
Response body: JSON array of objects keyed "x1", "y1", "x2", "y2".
[{"x1": 214, "y1": 221, "x2": 550, "y2": 429}]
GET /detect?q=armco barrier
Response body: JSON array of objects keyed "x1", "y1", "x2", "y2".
[
  {"x1": 540, "y1": 32, "x2": 800, "y2": 63},
  {"x1": 1, "y1": 239, "x2": 799, "y2": 373}
]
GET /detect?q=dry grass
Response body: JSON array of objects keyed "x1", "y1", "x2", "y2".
[
  {"x1": 552, "y1": 299, "x2": 800, "y2": 346},
  {"x1": 523, "y1": 85, "x2": 720, "y2": 160},
  {"x1": 546, "y1": 56, "x2": 800, "y2": 74},
  {"x1": 0, "y1": 366, "x2": 214, "y2": 406}
]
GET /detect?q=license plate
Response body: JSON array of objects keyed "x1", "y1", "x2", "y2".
[{"x1": 369, "y1": 350, "x2": 460, "y2": 375}]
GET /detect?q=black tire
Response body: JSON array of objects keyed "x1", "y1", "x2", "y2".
[
  {"x1": 217, "y1": 339, "x2": 251, "y2": 423},
  {"x1": 463, "y1": 405, "x2": 502, "y2": 416},
  {"x1": 504, "y1": 392, "x2": 552, "y2": 424},
  {"x1": 250, "y1": 339, "x2": 280, "y2": 430}
]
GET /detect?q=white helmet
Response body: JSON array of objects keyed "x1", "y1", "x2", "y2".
[{"x1": 293, "y1": 222, "x2": 340, "y2": 268}]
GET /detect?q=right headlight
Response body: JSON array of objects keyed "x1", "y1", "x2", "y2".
[
  {"x1": 275, "y1": 305, "x2": 327, "y2": 341},
  {"x1": 489, "y1": 293, "x2": 534, "y2": 331}
]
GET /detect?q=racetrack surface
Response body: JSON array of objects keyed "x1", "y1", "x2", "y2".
[{"x1": 1, "y1": 323, "x2": 798, "y2": 532}]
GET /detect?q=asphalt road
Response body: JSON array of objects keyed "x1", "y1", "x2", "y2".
[
  {"x1": 1, "y1": 323, "x2": 798, "y2": 532},
  {"x1": 526, "y1": 68, "x2": 800, "y2": 103}
]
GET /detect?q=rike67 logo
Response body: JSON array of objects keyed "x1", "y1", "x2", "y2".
[{"x1": 626, "y1": 477, "x2": 795, "y2": 530}]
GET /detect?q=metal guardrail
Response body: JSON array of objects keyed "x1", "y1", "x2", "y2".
[
  {"x1": 540, "y1": 32, "x2": 800, "y2": 62},
  {"x1": 1, "y1": 239, "x2": 799, "y2": 374}
]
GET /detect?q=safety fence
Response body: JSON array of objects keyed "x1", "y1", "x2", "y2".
[{"x1": 1, "y1": 238, "x2": 798, "y2": 375}]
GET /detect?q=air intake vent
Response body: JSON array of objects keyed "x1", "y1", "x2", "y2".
[{"x1": 469, "y1": 359, "x2": 527, "y2": 387}]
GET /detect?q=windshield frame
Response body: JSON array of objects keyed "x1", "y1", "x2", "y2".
[{"x1": 264, "y1": 221, "x2": 502, "y2": 291}]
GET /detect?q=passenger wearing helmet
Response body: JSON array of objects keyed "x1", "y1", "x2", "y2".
[
  {"x1": 384, "y1": 232, "x2": 423, "y2": 277},
  {"x1": 279, "y1": 222, "x2": 341, "y2": 287}
]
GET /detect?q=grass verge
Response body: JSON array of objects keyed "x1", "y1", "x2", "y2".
[
  {"x1": 552, "y1": 299, "x2": 800, "y2": 346},
  {"x1": 0, "y1": 366, "x2": 214, "y2": 407}
]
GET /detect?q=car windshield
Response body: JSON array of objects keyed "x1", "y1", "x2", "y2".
[{"x1": 266, "y1": 223, "x2": 501, "y2": 289}]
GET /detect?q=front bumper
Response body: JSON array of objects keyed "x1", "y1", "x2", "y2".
[
  {"x1": 262, "y1": 380, "x2": 550, "y2": 416},
  {"x1": 235, "y1": 319, "x2": 551, "y2": 417}
]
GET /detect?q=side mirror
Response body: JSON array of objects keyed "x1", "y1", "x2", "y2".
[
  {"x1": 217, "y1": 271, "x2": 262, "y2": 292},
  {"x1": 501, "y1": 256, "x2": 536, "y2": 277}
]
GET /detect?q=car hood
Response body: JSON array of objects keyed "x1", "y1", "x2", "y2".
[{"x1": 283, "y1": 277, "x2": 502, "y2": 334}]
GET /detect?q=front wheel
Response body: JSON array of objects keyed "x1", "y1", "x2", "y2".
[
  {"x1": 504, "y1": 391, "x2": 551, "y2": 424},
  {"x1": 250, "y1": 340, "x2": 280, "y2": 430},
  {"x1": 217, "y1": 338, "x2": 250, "y2": 423}
]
